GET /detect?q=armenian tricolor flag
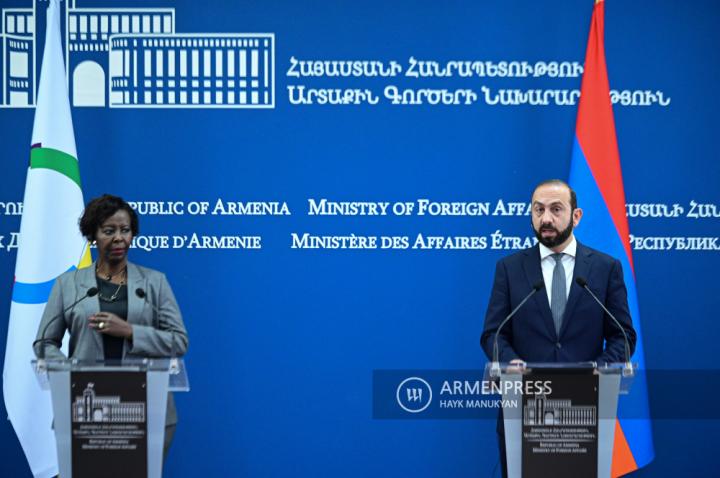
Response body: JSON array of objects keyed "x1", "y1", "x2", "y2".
[{"x1": 568, "y1": 1, "x2": 655, "y2": 476}]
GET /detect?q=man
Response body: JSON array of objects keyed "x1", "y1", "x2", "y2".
[{"x1": 480, "y1": 179, "x2": 636, "y2": 477}]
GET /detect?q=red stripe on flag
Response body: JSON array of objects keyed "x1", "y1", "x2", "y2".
[
  {"x1": 611, "y1": 420, "x2": 638, "y2": 477},
  {"x1": 575, "y1": 1, "x2": 634, "y2": 271}
]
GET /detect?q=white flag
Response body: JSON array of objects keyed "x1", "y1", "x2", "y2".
[{"x1": 2, "y1": 1, "x2": 90, "y2": 476}]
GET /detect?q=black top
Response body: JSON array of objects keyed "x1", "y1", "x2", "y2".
[{"x1": 97, "y1": 277, "x2": 129, "y2": 360}]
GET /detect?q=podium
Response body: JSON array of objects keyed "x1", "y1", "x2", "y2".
[
  {"x1": 33, "y1": 358, "x2": 189, "y2": 478},
  {"x1": 484, "y1": 362, "x2": 635, "y2": 478}
]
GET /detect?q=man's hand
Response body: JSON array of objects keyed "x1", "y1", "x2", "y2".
[{"x1": 506, "y1": 358, "x2": 527, "y2": 374}]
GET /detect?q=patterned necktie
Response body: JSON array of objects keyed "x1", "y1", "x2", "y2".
[{"x1": 551, "y1": 253, "x2": 566, "y2": 336}]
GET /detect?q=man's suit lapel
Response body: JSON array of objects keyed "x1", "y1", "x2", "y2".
[
  {"x1": 559, "y1": 242, "x2": 593, "y2": 339},
  {"x1": 522, "y1": 245, "x2": 557, "y2": 340}
]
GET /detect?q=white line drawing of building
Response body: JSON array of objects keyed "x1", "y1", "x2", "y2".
[
  {"x1": 109, "y1": 34, "x2": 274, "y2": 108},
  {"x1": 73, "y1": 382, "x2": 145, "y2": 423},
  {"x1": 524, "y1": 394, "x2": 597, "y2": 426},
  {"x1": 0, "y1": 0, "x2": 275, "y2": 109},
  {"x1": 2, "y1": 7, "x2": 35, "y2": 106},
  {"x1": 68, "y1": 7, "x2": 175, "y2": 107}
]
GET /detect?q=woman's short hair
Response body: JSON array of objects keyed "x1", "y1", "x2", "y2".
[{"x1": 79, "y1": 194, "x2": 139, "y2": 242}]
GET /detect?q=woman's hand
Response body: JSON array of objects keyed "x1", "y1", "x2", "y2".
[{"x1": 89, "y1": 312, "x2": 133, "y2": 339}]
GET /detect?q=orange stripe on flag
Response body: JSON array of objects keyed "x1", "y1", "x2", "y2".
[{"x1": 612, "y1": 420, "x2": 638, "y2": 477}]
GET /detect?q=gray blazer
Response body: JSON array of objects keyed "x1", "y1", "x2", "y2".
[{"x1": 34, "y1": 262, "x2": 189, "y2": 425}]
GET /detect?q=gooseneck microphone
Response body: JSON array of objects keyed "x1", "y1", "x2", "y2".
[
  {"x1": 34, "y1": 287, "x2": 99, "y2": 361},
  {"x1": 491, "y1": 280, "x2": 544, "y2": 377},
  {"x1": 135, "y1": 288, "x2": 179, "y2": 373},
  {"x1": 575, "y1": 277, "x2": 633, "y2": 375}
]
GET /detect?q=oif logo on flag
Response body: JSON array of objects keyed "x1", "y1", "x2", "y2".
[{"x1": 2, "y1": 1, "x2": 90, "y2": 477}]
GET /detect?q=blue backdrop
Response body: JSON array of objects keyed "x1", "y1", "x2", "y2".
[{"x1": 1, "y1": 0, "x2": 719, "y2": 476}]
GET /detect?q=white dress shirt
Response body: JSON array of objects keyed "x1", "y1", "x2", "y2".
[{"x1": 539, "y1": 237, "x2": 577, "y2": 307}]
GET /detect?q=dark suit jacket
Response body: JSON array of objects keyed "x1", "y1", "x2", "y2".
[{"x1": 481, "y1": 242, "x2": 636, "y2": 364}]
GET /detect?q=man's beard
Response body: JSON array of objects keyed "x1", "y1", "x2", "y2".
[{"x1": 534, "y1": 216, "x2": 574, "y2": 249}]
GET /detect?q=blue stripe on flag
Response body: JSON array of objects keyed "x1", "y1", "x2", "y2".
[
  {"x1": 569, "y1": 137, "x2": 655, "y2": 467},
  {"x1": 11, "y1": 266, "x2": 77, "y2": 304}
]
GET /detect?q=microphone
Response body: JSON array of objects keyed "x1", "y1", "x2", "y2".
[
  {"x1": 134, "y1": 288, "x2": 158, "y2": 327},
  {"x1": 575, "y1": 277, "x2": 633, "y2": 376},
  {"x1": 135, "y1": 288, "x2": 179, "y2": 373},
  {"x1": 34, "y1": 287, "x2": 99, "y2": 361},
  {"x1": 491, "y1": 280, "x2": 544, "y2": 377}
]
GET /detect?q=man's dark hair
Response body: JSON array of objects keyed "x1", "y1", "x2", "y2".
[
  {"x1": 532, "y1": 179, "x2": 578, "y2": 210},
  {"x1": 79, "y1": 194, "x2": 139, "y2": 242}
]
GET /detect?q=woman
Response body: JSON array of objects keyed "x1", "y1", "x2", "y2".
[{"x1": 34, "y1": 194, "x2": 189, "y2": 457}]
